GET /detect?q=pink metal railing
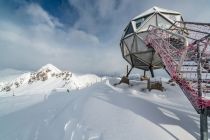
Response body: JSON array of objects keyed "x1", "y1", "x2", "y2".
[{"x1": 145, "y1": 25, "x2": 210, "y2": 111}]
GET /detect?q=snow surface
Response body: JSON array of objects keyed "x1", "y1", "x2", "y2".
[{"x1": 0, "y1": 69, "x2": 209, "y2": 140}]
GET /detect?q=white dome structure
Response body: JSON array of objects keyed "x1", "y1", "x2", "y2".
[{"x1": 120, "y1": 6, "x2": 184, "y2": 76}]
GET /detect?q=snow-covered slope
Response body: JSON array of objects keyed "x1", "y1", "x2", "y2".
[
  {"x1": 0, "y1": 76, "x2": 207, "y2": 140},
  {"x1": 0, "y1": 64, "x2": 101, "y2": 96}
]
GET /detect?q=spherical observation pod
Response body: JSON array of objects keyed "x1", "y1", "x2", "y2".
[{"x1": 120, "y1": 6, "x2": 184, "y2": 75}]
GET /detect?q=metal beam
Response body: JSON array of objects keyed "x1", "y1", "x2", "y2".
[
  {"x1": 197, "y1": 43, "x2": 208, "y2": 140},
  {"x1": 126, "y1": 66, "x2": 133, "y2": 77}
]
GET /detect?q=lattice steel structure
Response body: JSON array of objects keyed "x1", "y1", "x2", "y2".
[
  {"x1": 120, "y1": 6, "x2": 184, "y2": 76},
  {"x1": 145, "y1": 22, "x2": 210, "y2": 140}
]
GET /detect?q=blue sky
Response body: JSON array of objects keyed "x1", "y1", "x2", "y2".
[{"x1": 0, "y1": 0, "x2": 210, "y2": 74}]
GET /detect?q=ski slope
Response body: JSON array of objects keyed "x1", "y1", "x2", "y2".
[{"x1": 0, "y1": 75, "x2": 208, "y2": 140}]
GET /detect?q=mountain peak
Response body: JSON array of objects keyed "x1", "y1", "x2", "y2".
[{"x1": 38, "y1": 64, "x2": 61, "y2": 74}]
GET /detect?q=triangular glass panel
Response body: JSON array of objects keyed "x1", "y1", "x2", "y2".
[
  {"x1": 157, "y1": 14, "x2": 172, "y2": 29},
  {"x1": 124, "y1": 35, "x2": 134, "y2": 52},
  {"x1": 135, "y1": 14, "x2": 152, "y2": 29},
  {"x1": 138, "y1": 15, "x2": 156, "y2": 32},
  {"x1": 124, "y1": 23, "x2": 134, "y2": 37}
]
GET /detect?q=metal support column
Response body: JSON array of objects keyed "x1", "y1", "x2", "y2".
[
  {"x1": 149, "y1": 65, "x2": 154, "y2": 78},
  {"x1": 126, "y1": 66, "x2": 133, "y2": 77},
  {"x1": 200, "y1": 109, "x2": 208, "y2": 140},
  {"x1": 197, "y1": 43, "x2": 208, "y2": 140}
]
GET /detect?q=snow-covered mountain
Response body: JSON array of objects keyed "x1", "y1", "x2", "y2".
[{"x1": 0, "y1": 64, "x2": 101, "y2": 95}]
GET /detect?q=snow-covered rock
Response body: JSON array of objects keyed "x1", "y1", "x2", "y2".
[
  {"x1": 0, "y1": 64, "x2": 101, "y2": 95},
  {"x1": 37, "y1": 64, "x2": 62, "y2": 74}
]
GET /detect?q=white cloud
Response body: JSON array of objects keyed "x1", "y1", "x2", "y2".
[
  {"x1": 26, "y1": 3, "x2": 63, "y2": 28},
  {"x1": 0, "y1": 3, "x2": 125, "y2": 74},
  {"x1": 96, "y1": 0, "x2": 116, "y2": 18},
  {"x1": 6, "y1": 0, "x2": 210, "y2": 74},
  {"x1": 67, "y1": 29, "x2": 100, "y2": 47}
]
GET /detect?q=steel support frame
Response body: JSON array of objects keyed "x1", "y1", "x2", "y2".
[
  {"x1": 146, "y1": 25, "x2": 210, "y2": 140},
  {"x1": 197, "y1": 43, "x2": 208, "y2": 140}
]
